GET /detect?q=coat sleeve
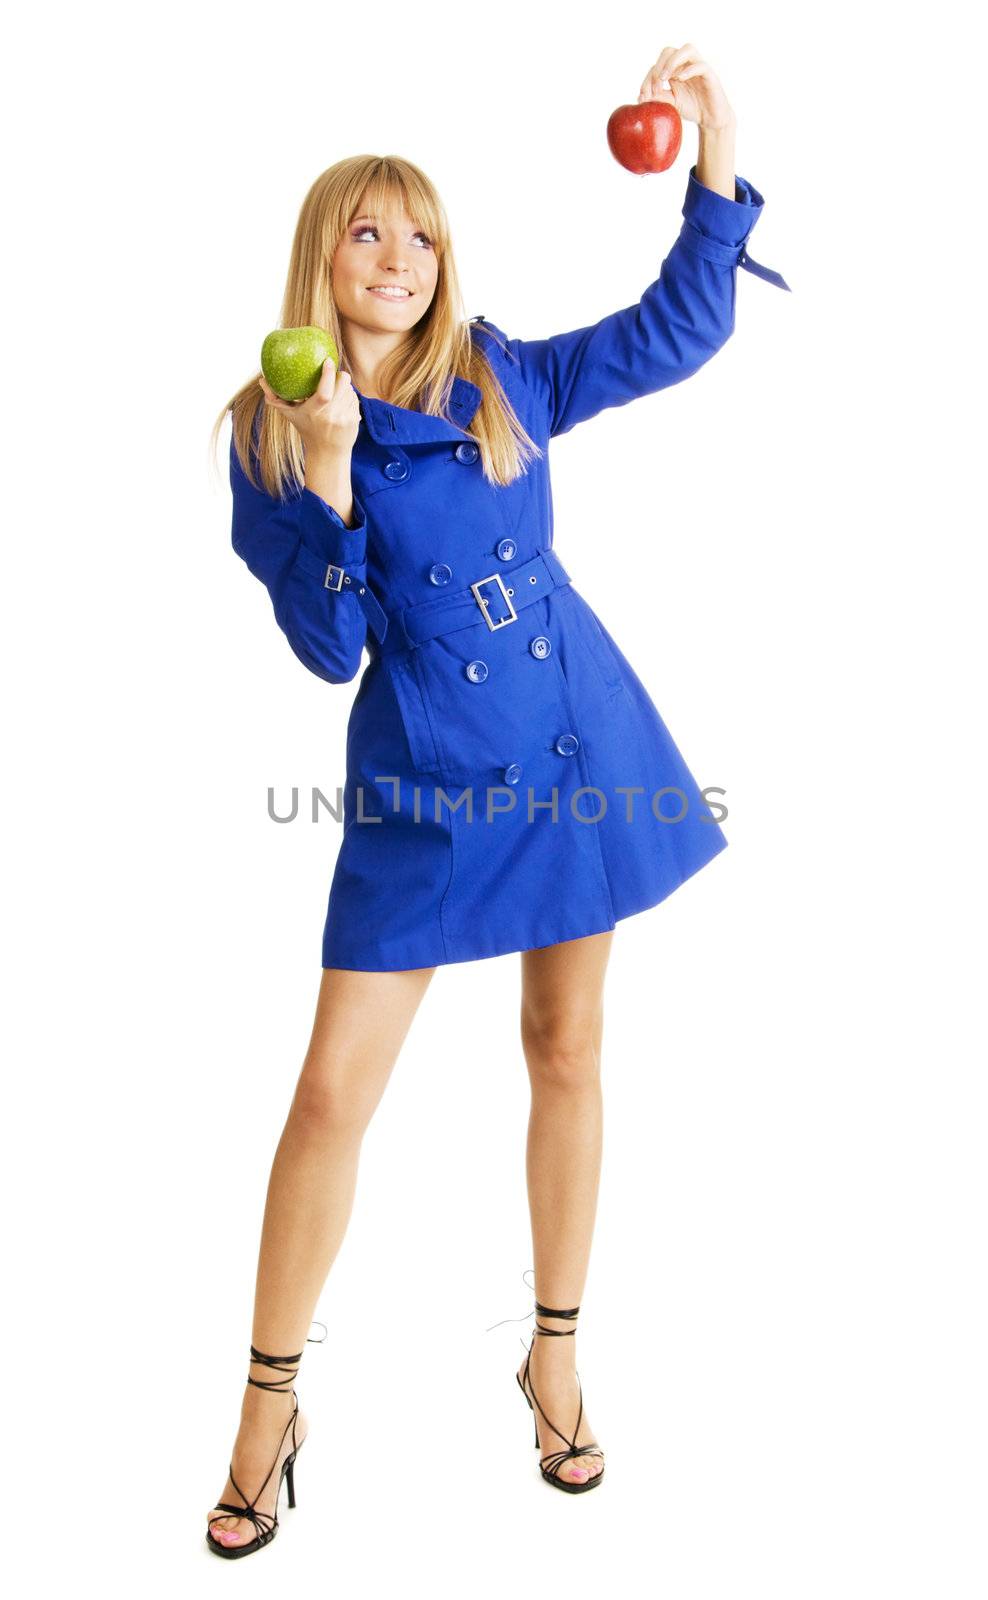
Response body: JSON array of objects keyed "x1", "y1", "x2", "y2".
[
  {"x1": 229, "y1": 429, "x2": 388, "y2": 686},
  {"x1": 490, "y1": 166, "x2": 790, "y2": 439}
]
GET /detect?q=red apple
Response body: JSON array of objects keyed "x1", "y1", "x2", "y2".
[{"x1": 606, "y1": 101, "x2": 682, "y2": 174}]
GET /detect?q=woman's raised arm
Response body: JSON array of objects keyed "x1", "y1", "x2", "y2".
[
  {"x1": 482, "y1": 43, "x2": 789, "y2": 439},
  {"x1": 491, "y1": 165, "x2": 787, "y2": 440}
]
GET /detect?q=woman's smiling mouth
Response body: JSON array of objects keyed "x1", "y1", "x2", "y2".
[{"x1": 366, "y1": 285, "x2": 412, "y2": 299}]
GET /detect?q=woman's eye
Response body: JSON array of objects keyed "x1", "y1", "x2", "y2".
[{"x1": 352, "y1": 226, "x2": 432, "y2": 247}]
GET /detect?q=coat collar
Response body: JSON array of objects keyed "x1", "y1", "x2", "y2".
[{"x1": 353, "y1": 374, "x2": 482, "y2": 446}]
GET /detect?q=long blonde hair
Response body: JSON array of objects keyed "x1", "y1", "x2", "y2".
[{"x1": 210, "y1": 154, "x2": 542, "y2": 499}]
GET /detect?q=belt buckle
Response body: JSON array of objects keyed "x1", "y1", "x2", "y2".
[
  {"x1": 325, "y1": 563, "x2": 346, "y2": 592},
  {"x1": 471, "y1": 571, "x2": 517, "y2": 631}
]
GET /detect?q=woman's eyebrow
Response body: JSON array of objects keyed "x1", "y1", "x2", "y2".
[{"x1": 351, "y1": 214, "x2": 422, "y2": 228}]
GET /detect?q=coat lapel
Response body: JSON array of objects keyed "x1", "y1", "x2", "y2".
[{"x1": 354, "y1": 375, "x2": 482, "y2": 446}]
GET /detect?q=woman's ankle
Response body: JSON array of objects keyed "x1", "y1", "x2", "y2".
[{"x1": 238, "y1": 1383, "x2": 296, "y2": 1423}]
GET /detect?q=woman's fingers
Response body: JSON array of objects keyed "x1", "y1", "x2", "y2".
[
  {"x1": 259, "y1": 357, "x2": 353, "y2": 443},
  {"x1": 675, "y1": 61, "x2": 710, "y2": 82},
  {"x1": 663, "y1": 42, "x2": 701, "y2": 78},
  {"x1": 650, "y1": 44, "x2": 679, "y2": 84},
  {"x1": 639, "y1": 41, "x2": 703, "y2": 99},
  {"x1": 315, "y1": 358, "x2": 338, "y2": 401},
  {"x1": 639, "y1": 56, "x2": 668, "y2": 98}
]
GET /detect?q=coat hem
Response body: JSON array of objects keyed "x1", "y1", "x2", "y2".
[{"x1": 320, "y1": 833, "x2": 728, "y2": 972}]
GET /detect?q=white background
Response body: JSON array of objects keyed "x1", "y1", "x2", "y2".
[{"x1": 4, "y1": 0, "x2": 985, "y2": 1594}]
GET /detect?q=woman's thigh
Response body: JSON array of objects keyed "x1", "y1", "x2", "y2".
[
  {"x1": 291, "y1": 964, "x2": 437, "y2": 1129},
  {"x1": 520, "y1": 932, "x2": 614, "y2": 1077}
]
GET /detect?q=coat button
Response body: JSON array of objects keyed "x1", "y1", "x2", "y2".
[
  {"x1": 504, "y1": 763, "x2": 523, "y2": 785},
  {"x1": 384, "y1": 458, "x2": 409, "y2": 481},
  {"x1": 496, "y1": 537, "x2": 517, "y2": 561},
  {"x1": 428, "y1": 562, "x2": 453, "y2": 586},
  {"x1": 465, "y1": 659, "x2": 488, "y2": 682},
  {"x1": 455, "y1": 441, "x2": 479, "y2": 464},
  {"x1": 530, "y1": 635, "x2": 551, "y2": 659},
  {"x1": 555, "y1": 733, "x2": 580, "y2": 756}
]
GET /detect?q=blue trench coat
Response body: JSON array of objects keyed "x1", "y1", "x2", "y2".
[{"x1": 231, "y1": 166, "x2": 789, "y2": 971}]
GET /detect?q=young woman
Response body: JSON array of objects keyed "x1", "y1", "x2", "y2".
[{"x1": 206, "y1": 41, "x2": 788, "y2": 1553}]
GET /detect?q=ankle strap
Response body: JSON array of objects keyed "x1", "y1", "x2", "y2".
[
  {"x1": 246, "y1": 1320, "x2": 328, "y2": 1392},
  {"x1": 247, "y1": 1347, "x2": 304, "y2": 1392},
  {"x1": 533, "y1": 1299, "x2": 580, "y2": 1336}
]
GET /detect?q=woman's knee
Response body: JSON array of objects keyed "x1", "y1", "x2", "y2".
[
  {"x1": 289, "y1": 1053, "x2": 390, "y2": 1136},
  {"x1": 521, "y1": 1009, "x2": 603, "y2": 1090}
]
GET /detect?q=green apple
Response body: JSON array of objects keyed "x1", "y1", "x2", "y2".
[{"x1": 260, "y1": 326, "x2": 339, "y2": 401}]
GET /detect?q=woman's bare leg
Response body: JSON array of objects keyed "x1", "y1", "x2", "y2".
[
  {"x1": 207, "y1": 963, "x2": 436, "y2": 1546},
  {"x1": 516, "y1": 930, "x2": 613, "y2": 1484}
]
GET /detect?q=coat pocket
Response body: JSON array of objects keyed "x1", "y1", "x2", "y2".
[
  {"x1": 578, "y1": 603, "x2": 626, "y2": 699},
  {"x1": 413, "y1": 628, "x2": 563, "y2": 787},
  {"x1": 385, "y1": 652, "x2": 442, "y2": 775}
]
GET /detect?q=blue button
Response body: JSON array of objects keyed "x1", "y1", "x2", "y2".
[
  {"x1": 496, "y1": 537, "x2": 517, "y2": 561},
  {"x1": 555, "y1": 733, "x2": 580, "y2": 756},
  {"x1": 504, "y1": 763, "x2": 523, "y2": 785},
  {"x1": 428, "y1": 562, "x2": 453, "y2": 586},
  {"x1": 466, "y1": 659, "x2": 488, "y2": 683},
  {"x1": 384, "y1": 458, "x2": 409, "y2": 481},
  {"x1": 455, "y1": 441, "x2": 479, "y2": 464},
  {"x1": 530, "y1": 635, "x2": 551, "y2": 659}
]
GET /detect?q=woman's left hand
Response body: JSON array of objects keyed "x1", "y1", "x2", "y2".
[{"x1": 637, "y1": 44, "x2": 735, "y2": 131}]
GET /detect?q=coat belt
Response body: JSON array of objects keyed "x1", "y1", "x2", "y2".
[{"x1": 377, "y1": 547, "x2": 572, "y2": 656}]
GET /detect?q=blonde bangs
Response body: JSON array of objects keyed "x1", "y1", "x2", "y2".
[{"x1": 346, "y1": 162, "x2": 449, "y2": 255}]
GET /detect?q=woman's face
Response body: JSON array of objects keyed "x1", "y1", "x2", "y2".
[{"x1": 332, "y1": 200, "x2": 439, "y2": 333}]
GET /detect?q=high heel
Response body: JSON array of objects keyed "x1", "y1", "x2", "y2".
[
  {"x1": 206, "y1": 1324, "x2": 325, "y2": 1559},
  {"x1": 517, "y1": 1299, "x2": 605, "y2": 1493}
]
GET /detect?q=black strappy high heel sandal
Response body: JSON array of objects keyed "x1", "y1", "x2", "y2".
[
  {"x1": 206, "y1": 1323, "x2": 326, "y2": 1559},
  {"x1": 515, "y1": 1299, "x2": 606, "y2": 1493}
]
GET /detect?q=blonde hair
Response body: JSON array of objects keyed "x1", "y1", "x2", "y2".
[{"x1": 210, "y1": 154, "x2": 543, "y2": 499}]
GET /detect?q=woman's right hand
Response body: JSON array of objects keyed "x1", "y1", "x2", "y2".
[{"x1": 259, "y1": 358, "x2": 361, "y2": 456}]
